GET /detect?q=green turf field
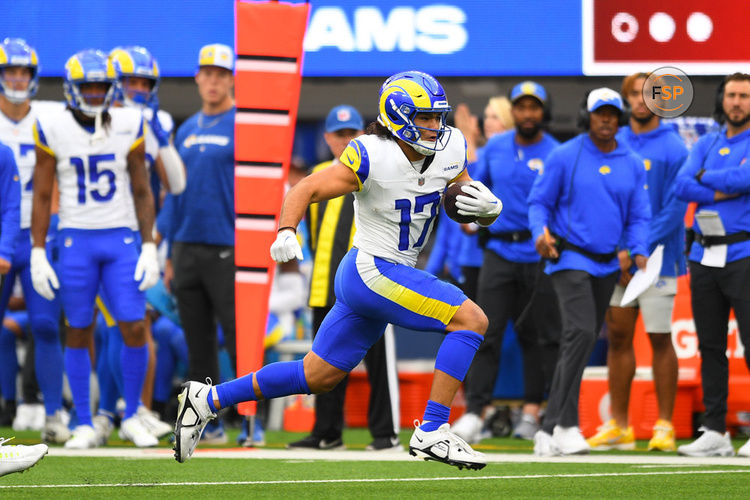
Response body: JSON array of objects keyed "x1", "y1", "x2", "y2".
[{"x1": 3, "y1": 427, "x2": 750, "y2": 498}]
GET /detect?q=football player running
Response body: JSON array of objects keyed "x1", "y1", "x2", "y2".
[
  {"x1": 0, "y1": 37, "x2": 69, "y2": 443},
  {"x1": 30, "y1": 49, "x2": 160, "y2": 449},
  {"x1": 174, "y1": 71, "x2": 502, "y2": 470}
]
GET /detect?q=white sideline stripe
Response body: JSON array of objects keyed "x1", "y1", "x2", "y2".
[
  {"x1": 3, "y1": 469, "x2": 750, "y2": 489},
  {"x1": 236, "y1": 59, "x2": 297, "y2": 74},
  {"x1": 236, "y1": 165, "x2": 283, "y2": 179},
  {"x1": 42, "y1": 448, "x2": 750, "y2": 466}
]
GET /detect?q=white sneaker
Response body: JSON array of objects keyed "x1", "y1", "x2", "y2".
[
  {"x1": 137, "y1": 406, "x2": 173, "y2": 439},
  {"x1": 677, "y1": 429, "x2": 734, "y2": 457},
  {"x1": 450, "y1": 412, "x2": 483, "y2": 444},
  {"x1": 13, "y1": 404, "x2": 45, "y2": 432},
  {"x1": 0, "y1": 438, "x2": 48, "y2": 477},
  {"x1": 737, "y1": 437, "x2": 750, "y2": 457},
  {"x1": 42, "y1": 409, "x2": 71, "y2": 444},
  {"x1": 409, "y1": 421, "x2": 486, "y2": 470},
  {"x1": 513, "y1": 413, "x2": 540, "y2": 440},
  {"x1": 533, "y1": 430, "x2": 561, "y2": 456},
  {"x1": 64, "y1": 425, "x2": 98, "y2": 449},
  {"x1": 173, "y1": 380, "x2": 217, "y2": 463},
  {"x1": 93, "y1": 414, "x2": 114, "y2": 446},
  {"x1": 119, "y1": 415, "x2": 159, "y2": 447},
  {"x1": 553, "y1": 426, "x2": 590, "y2": 455}
]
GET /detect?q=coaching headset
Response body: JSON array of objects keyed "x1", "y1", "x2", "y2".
[{"x1": 577, "y1": 88, "x2": 630, "y2": 130}]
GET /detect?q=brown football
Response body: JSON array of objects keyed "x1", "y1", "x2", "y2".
[{"x1": 442, "y1": 181, "x2": 478, "y2": 224}]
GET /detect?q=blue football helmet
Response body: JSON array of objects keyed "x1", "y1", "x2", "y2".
[
  {"x1": 0, "y1": 38, "x2": 39, "y2": 104},
  {"x1": 109, "y1": 46, "x2": 160, "y2": 108},
  {"x1": 63, "y1": 49, "x2": 117, "y2": 117},
  {"x1": 377, "y1": 70, "x2": 451, "y2": 156}
]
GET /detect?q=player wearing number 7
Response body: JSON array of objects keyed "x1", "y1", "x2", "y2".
[
  {"x1": 30, "y1": 49, "x2": 160, "y2": 449},
  {"x1": 174, "y1": 71, "x2": 501, "y2": 470}
]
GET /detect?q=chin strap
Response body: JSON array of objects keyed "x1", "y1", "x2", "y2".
[{"x1": 91, "y1": 111, "x2": 106, "y2": 144}]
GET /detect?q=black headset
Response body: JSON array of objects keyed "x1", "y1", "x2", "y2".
[
  {"x1": 577, "y1": 89, "x2": 630, "y2": 130},
  {"x1": 713, "y1": 79, "x2": 727, "y2": 124}
]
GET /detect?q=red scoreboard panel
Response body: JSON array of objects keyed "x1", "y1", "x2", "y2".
[{"x1": 583, "y1": 0, "x2": 750, "y2": 75}]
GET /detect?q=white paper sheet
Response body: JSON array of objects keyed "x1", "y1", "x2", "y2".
[
  {"x1": 620, "y1": 245, "x2": 664, "y2": 307},
  {"x1": 696, "y1": 211, "x2": 727, "y2": 268}
]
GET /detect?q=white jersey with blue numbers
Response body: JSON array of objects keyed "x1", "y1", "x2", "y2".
[
  {"x1": 34, "y1": 106, "x2": 145, "y2": 230},
  {"x1": 142, "y1": 108, "x2": 174, "y2": 171},
  {"x1": 0, "y1": 100, "x2": 65, "y2": 228},
  {"x1": 339, "y1": 126, "x2": 467, "y2": 267}
]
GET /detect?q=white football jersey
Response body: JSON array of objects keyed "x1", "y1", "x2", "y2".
[
  {"x1": 0, "y1": 100, "x2": 65, "y2": 228},
  {"x1": 339, "y1": 127, "x2": 467, "y2": 267},
  {"x1": 34, "y1": 106, "x2": 145, "y2": 230},
  {"x1": 142, "y1": 107, "x2": 174, "y2": 171}
]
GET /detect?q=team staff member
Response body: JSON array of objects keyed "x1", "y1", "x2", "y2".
[
  {"x1": 175, "y1": 71, "x2": 502, "y2": 470},
  {"x1": 288, "y1": 105, "x2": 400, "y2": 452},
  {"x1": 529, "y1": 88, "x2": 650, "y2": 456},
  {"x1": 162, "y1": 43, "x2": 236, "y2": 443},
  {"x1": 453, "y1": 82, "x2": 560, "y2": 444},
  {"x1": 587, "y1": 73, "x2": 688, "y2": 452},
  {"x1": 673, "y1": 73, "x2": 750, "y2": 457}
]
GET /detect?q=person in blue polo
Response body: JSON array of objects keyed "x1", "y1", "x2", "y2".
[
  {"x1": 452, "y1": 81, "x2": 561, "y2": 444},
  {"x1": 674, "y1": 73, "x2": 750, "y2": 458},
  {"x1": 528, "y1": 87, "x2": 650, "y2": 456}
]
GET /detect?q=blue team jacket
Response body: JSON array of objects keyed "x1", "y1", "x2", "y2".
[
  {"x1": 617, "y1": 123, "x2": 688, "y2": 277},
  {"x1": 0, "y1": 142, "x2": 21, "y2": 262},
  {"x1": 474, "y1": 130, "x2": 559, "y2": 263},
  {"x1": 674, "y1": 127, "x2": 750, "y2": 264},
  {"x1": 528, "y1": 133, "x2": 650, "y2": 277}
]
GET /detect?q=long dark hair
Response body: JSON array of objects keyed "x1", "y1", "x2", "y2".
[{"x1": 365, "y1": 120, "x2": 395, "y2": 141}]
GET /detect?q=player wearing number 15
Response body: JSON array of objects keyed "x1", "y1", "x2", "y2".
[
  {"x1": 30, "y1": 49, "x2": 160, "y2": 449},
  {"x1": 174, "y1": 71, "x2": 502, "y2": 470}
]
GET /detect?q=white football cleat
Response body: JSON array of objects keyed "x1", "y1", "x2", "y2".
[
  {"x1": 64, "y1": 425, "x2": 98, "y2": 449},
  {"x1": 173, "y1": 380, "x2": 217, "y2": 463},
  {"x1": 409, "y1": 421, "x2": 486, "y2": 470},
  {"x1": 42, "y1": 409, "x2": 71, "y2": 444},
  {"x1": 137, "y1": 406, "x2": 173, "y2": 439},
  {"x1": 119, "y1": 415, "x2": 159, "y2": 447},
  {"x1": 450, "y1": 412, "x2": 483, "y2": 444},
  {"x1": 677, "y1": 429, "x2": 735, "y2": 457},
  {"x1": 0, "y1": 438, "x2": 48, "y2": 477},
  {"x1": 13, "y1": 403, "x2": 45, "y2": 432},
  {"x1": 553, "y1": 426, "x2": 590, "y2": 455},
  {"x1": 93, "y1": 414, "x2": 114, "y2": 446},
  {"x1": 533, "y1": 429, "x2": 561, "y2": 456},
  {"x1": 737, "y1": 437, "x2": 750, "y2": 457}
]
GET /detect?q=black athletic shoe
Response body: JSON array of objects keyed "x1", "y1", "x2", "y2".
[
  {"x1": 366, "y1": 436, "x2": 403, "y2": 451},
  {"x1": 286, "y1": 435, "x2": 345, "y2": 450}
]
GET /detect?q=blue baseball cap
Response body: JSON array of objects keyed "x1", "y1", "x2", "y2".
[
  {"x1": 587, "y1": 87, "x2": 624, "y2": 113},
  {"x1": 510, "y1": 81, "x2": 548, "y2": 106},
  {"x1": 325, "y1": 104, "x2": 364, "y2": 132}
]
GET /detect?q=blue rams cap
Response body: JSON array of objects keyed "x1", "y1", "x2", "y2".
[
  {"x1": 587, "y1": 87, "x2": 624, "y2": 113},
  {"x1": 325, "y1": 104, "x2": 364, "y2": 132},
  {"x1": 510, "y1": 81, "x2": 548, "y2": 106}
]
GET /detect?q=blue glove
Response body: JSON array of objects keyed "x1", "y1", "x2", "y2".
[{"x1": 148, "y1": 98, "x2": 170, "y2": 148}]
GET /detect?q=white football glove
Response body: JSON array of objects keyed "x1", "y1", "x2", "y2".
[
  {"x1": 30, "y1": 247, "x2": 59, "y2": 301},
  {"x1": 455, "y1": 181, "x2": 503, "y2": 218},
  {"x1": 134, "y1": 242, "x2": 160, "y2": 291},
  {"x1": 270, "y1": 229, "x2": 303, "y2": 263}
]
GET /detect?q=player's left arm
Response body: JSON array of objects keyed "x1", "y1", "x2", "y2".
[
  {"x1": 450, "y1": 169, "x2": 502, "y2": 227},
  {"x1": 127, "y1": 141, "x2": 156, "y2": 244}
]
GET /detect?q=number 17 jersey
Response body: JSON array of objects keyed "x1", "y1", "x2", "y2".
[{"x1": 34, "y1": 107, "x2": 144, "y2": 230}]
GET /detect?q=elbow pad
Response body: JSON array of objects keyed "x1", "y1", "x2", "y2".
[{"x1": 159, "y1": 144, "x2": 187, "y2": 194}]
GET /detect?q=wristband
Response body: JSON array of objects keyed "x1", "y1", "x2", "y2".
[{"x1": 278, "y1": 226, "x2": 296, "y2": 234}]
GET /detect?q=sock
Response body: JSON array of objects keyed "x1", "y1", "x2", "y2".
[
  {"x1": 434, "y1": 330, "x2": 483, "y2": 381},
  {"x1": 65, "y1": 347, "x2": 92, "y2": 427},
  {"x1": 0, "y1": 326, "x2": 18, "y2": 401},
  {"x1": 215, "y1": 359, "x2": 310, "y2": 408},
  {"x1": 96, "y1": 342, "x2": 120, "y2": 415},
  {"x1": 33, "y1": 326, "x2": 64, "y2": 416},
  {"x1": 107, "y1": 326, "x2": 125, "y2": 396},
  {"x1": 421, "y1": 400, "x2": 450, "y2": 432},
  {"x1": 206, "y1": 387, "x2": 218, "y2": 413},
  {"x1": 121, "y1": 344, "x2": 148, "y2": 420}
]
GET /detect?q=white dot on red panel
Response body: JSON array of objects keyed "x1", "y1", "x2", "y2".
[
  {"x1": 649, "y1": 12, "x2": 676, "y2": 42},
  {"x1": 611, "y1": 12, "x2": 639, "y2": 43},
  {"x1": 687, "y1": 12, "x2": 713, "y2": 42}
]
